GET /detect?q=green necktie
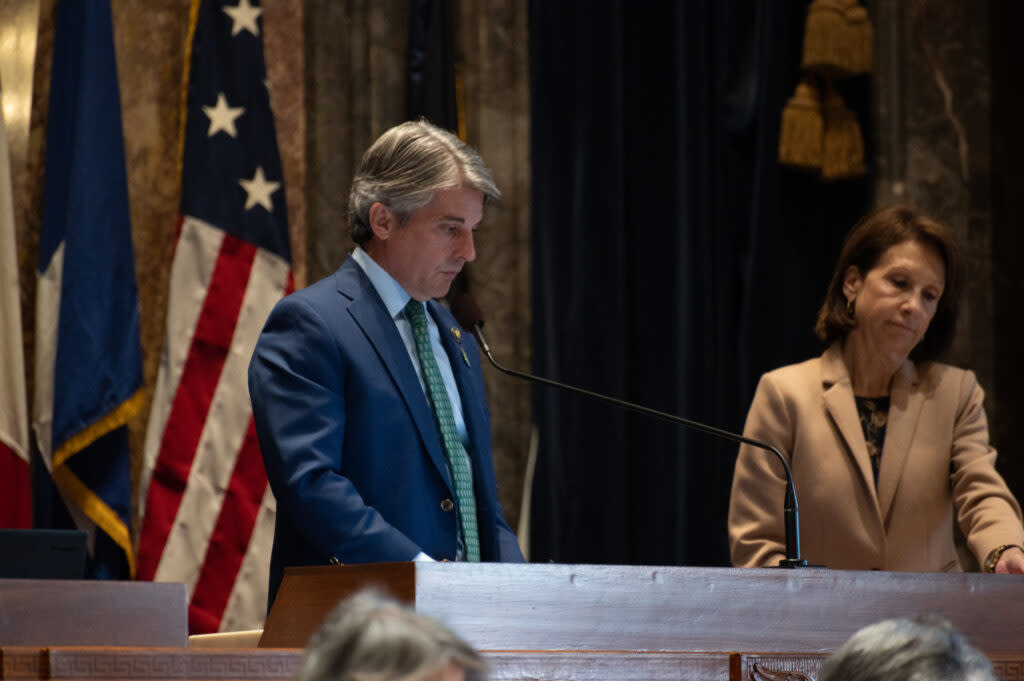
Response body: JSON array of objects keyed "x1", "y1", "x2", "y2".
[{"x1": 404, "y1": 299, "x2": 481, "y2": 561}]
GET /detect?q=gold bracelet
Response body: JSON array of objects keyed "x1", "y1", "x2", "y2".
[{"x1": 983, "y1": 544, "x2": 1021, "y2": 573}]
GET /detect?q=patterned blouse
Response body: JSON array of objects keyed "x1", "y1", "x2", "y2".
[{"x1": 855, "y1": 396, "x2": 890, "y2": 487}]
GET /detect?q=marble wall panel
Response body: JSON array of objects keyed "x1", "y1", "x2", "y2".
[
  {"x1": 456, "y1": 0, "x2": 532, "y2": 541},
  {"x1": 264, "y1": 0, "x2": 305, "y2": 287},
  {"x1": 877, "y1": 0, "x2": 992, "y2": 376},
  {"x1": 304, "y1": 0, "x2": 407, "y2": 283},
  {"x1": 902, "y1": 1, "x2": 992, "y2": 380},
  {"x1": 16, "y1": 0, "x2": 52, "y2": 474},
  {"x1": 111, "y1": 0, "x2": 193, "y2": 517},
  {"x1": 874, "y1": 3, "x2": 992, "y2": 395},
  {"x1": 4, "y1": 0, "x2": 43, "y2": 449},
  {"x1": 0, "y1": 0, "x2": 40, "y2": 213},
  {"x1": 874, "y1": 0, "x2": 1024, "y2": 504}
]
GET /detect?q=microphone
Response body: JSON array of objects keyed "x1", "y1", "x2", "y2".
[{"x1": 450, "y1": 293, "x2": 808, "y2": 569}]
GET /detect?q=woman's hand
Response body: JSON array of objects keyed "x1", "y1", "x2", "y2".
[{"x1": 995, "y1": 546, "x2": 1024, "y2": 574}]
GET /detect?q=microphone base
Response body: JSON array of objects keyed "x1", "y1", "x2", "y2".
[
  {"x1": 772, "y1": 559, "x2": 827, "y2": 569},
  {"x1": 776, "y1": 558, "x2": 812, "y2": 568}
]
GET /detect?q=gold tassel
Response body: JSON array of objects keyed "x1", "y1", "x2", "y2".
[
  {"x1": 801, "y1": 0, "x2": 854, "y2": 78},
  {"x1": 845, "y1": 2, "x2": 873, "y2": 75},
  {"x1": 779, "y1": 79, "x2": 824, "y2": 171},
  {"x1": 820, "y1": 86, "x2": 866, "y2": 181}
]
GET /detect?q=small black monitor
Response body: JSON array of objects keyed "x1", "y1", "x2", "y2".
[{"x1": 0, "y1": 528, "x2": 87, "y2": 579}]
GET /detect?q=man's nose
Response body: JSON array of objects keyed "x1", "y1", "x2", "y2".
[{"x1": 456, "y1": 230, "x2": 476, "y2": 262}]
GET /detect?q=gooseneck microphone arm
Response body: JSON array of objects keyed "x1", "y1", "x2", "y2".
[{"x1": 452, "y1": 295, "x2": 807, "y2": 568}]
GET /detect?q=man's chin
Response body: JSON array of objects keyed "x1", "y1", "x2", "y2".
[
  {"x1": 429, "y1": 286, "x2": 452, "y2": 301},
  {"x1": 436, "y1": 279, "x2": 458, "y2": 299}
]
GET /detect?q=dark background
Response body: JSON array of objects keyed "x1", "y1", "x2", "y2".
[{"x1": 528, "y1": 1, "x2": 871, "y2": 566}]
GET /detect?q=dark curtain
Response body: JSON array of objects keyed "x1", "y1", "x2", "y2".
[
  {"x1": 529, "y1": 0, "x2": 872, "y2": 566},
  {"x1": 406, "y1": 0, "x2": 457, "y2": 129}
]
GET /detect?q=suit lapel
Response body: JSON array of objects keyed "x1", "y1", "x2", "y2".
[
  {"x1": 876, "y1": 360, "x2": 923, "y2": 523},
  {"x1": 820, "y1": 344, "x2": 879, "y2": 508},
  {"x1": 336, "y1": 261, "x2": 454, "y2": 491}
]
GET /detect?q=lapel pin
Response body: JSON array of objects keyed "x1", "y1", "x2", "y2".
[
  {"x1": 450, "y1": 326, "x2": 462, "y2": 343},
  {"x1": 461, "y1": 348, "x2": 471, "y2": 367}
]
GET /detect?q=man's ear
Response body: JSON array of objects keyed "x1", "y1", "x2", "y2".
[
  {"x1": 368, "y1": 202, "x2": 396, "y2": 241},
  {"x1": 842, "y1": 265, "x2": 863, "y2": 301}
]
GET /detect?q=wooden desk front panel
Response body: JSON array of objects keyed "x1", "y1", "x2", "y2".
[
  {"x1": 732, "y1": 654, "x2": 1024, "y2": 681},
  {"x1": 487, "y1": 652, "x2": 731, "y2": 681},
  {"x1": 0, "y1": 649, "x2": 729, "y2": 681},
  {"x1": 2, "y1": 649, "x2": 1020, "y2": 681},
  {"x1": 0, "y1": 649, "x2": 301, "y2": 681}
]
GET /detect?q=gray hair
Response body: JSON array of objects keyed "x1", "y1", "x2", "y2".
[
  {"x1": 348, "y1": 120, "x2": 500, "y2": 245},
  {"x1": 295, "y1": 590, "x2": 487, "y2": 681},
  {"x1": 820, "y1": 617, "x2": 995, "y2": 681}
]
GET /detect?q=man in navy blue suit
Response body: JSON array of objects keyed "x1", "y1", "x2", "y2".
[{"x1": 249, "y1": 120, "x2": 524, "y2": 609}]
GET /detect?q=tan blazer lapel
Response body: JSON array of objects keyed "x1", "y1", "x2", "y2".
[
  {"x1": 876, "y1": 359, "x2": 924, "y2": 523},
  {"x1": 821, "y1": 344, "x2": 879, "y2": 507}
]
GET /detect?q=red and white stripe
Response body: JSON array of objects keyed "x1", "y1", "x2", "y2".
[
  {"x1": 0, "y1": 102, "x2": 30, "y2": 528},
  {"x1": 137, "y1": 215, "x2": 291, "y2": 633}
]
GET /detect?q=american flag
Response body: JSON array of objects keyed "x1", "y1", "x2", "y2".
[{"x1": 136, "y1": 0, "x2": 292, "y2": 633}]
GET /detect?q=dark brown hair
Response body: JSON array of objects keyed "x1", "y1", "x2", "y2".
[{"x1": 814, "y1": 204, "x2": 963, "y2": 362}]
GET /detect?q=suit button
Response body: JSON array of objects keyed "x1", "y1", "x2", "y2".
[{"x1": 441, "y1": 498, "x2": 454, "y2": 512}]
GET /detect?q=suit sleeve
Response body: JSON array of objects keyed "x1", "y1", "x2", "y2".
[
  {"x1": 950, "y1": 370, "x2": 1024, "y2": 564},
  {"x1": 249, "y1": 295, "x2": 422, "y2": 562},
  {"x1": 728, "y1": 372, "x2": 796, "y2": 567},
  {"x1": 494, "y1": 509, "x2": 525, "y2": 562}
]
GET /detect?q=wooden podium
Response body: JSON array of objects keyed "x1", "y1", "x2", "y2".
[
  {"x1": 0, "y1": 567, "x2": 1022, "y2": 681},
  {"x1": 259, "y1": 562, "x2": 1024, "y2": 654}
]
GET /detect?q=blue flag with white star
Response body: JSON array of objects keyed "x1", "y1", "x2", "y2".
[{"x1": 34, "y1": 0, "x2": 142, "y2": 579}]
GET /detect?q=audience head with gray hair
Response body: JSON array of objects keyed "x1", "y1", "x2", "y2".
[
  {"x1": 296, "y1": 590, "x2": 487, "y2": 681},
  {"x1": 820, "y1": 617, "x2": 995, "y2": 681}
]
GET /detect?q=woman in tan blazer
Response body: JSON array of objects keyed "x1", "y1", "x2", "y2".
[{"x1": 729, "y1": 205, "x2": 1024, "y2": 573}]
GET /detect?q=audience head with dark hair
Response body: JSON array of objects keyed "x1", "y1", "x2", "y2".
[
  {"x1": 820, "y1": 617, "x2": 994, "y2": 681},
  {"x1": 296, "y1": 590, "x2": 486, "y2": 681}
]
